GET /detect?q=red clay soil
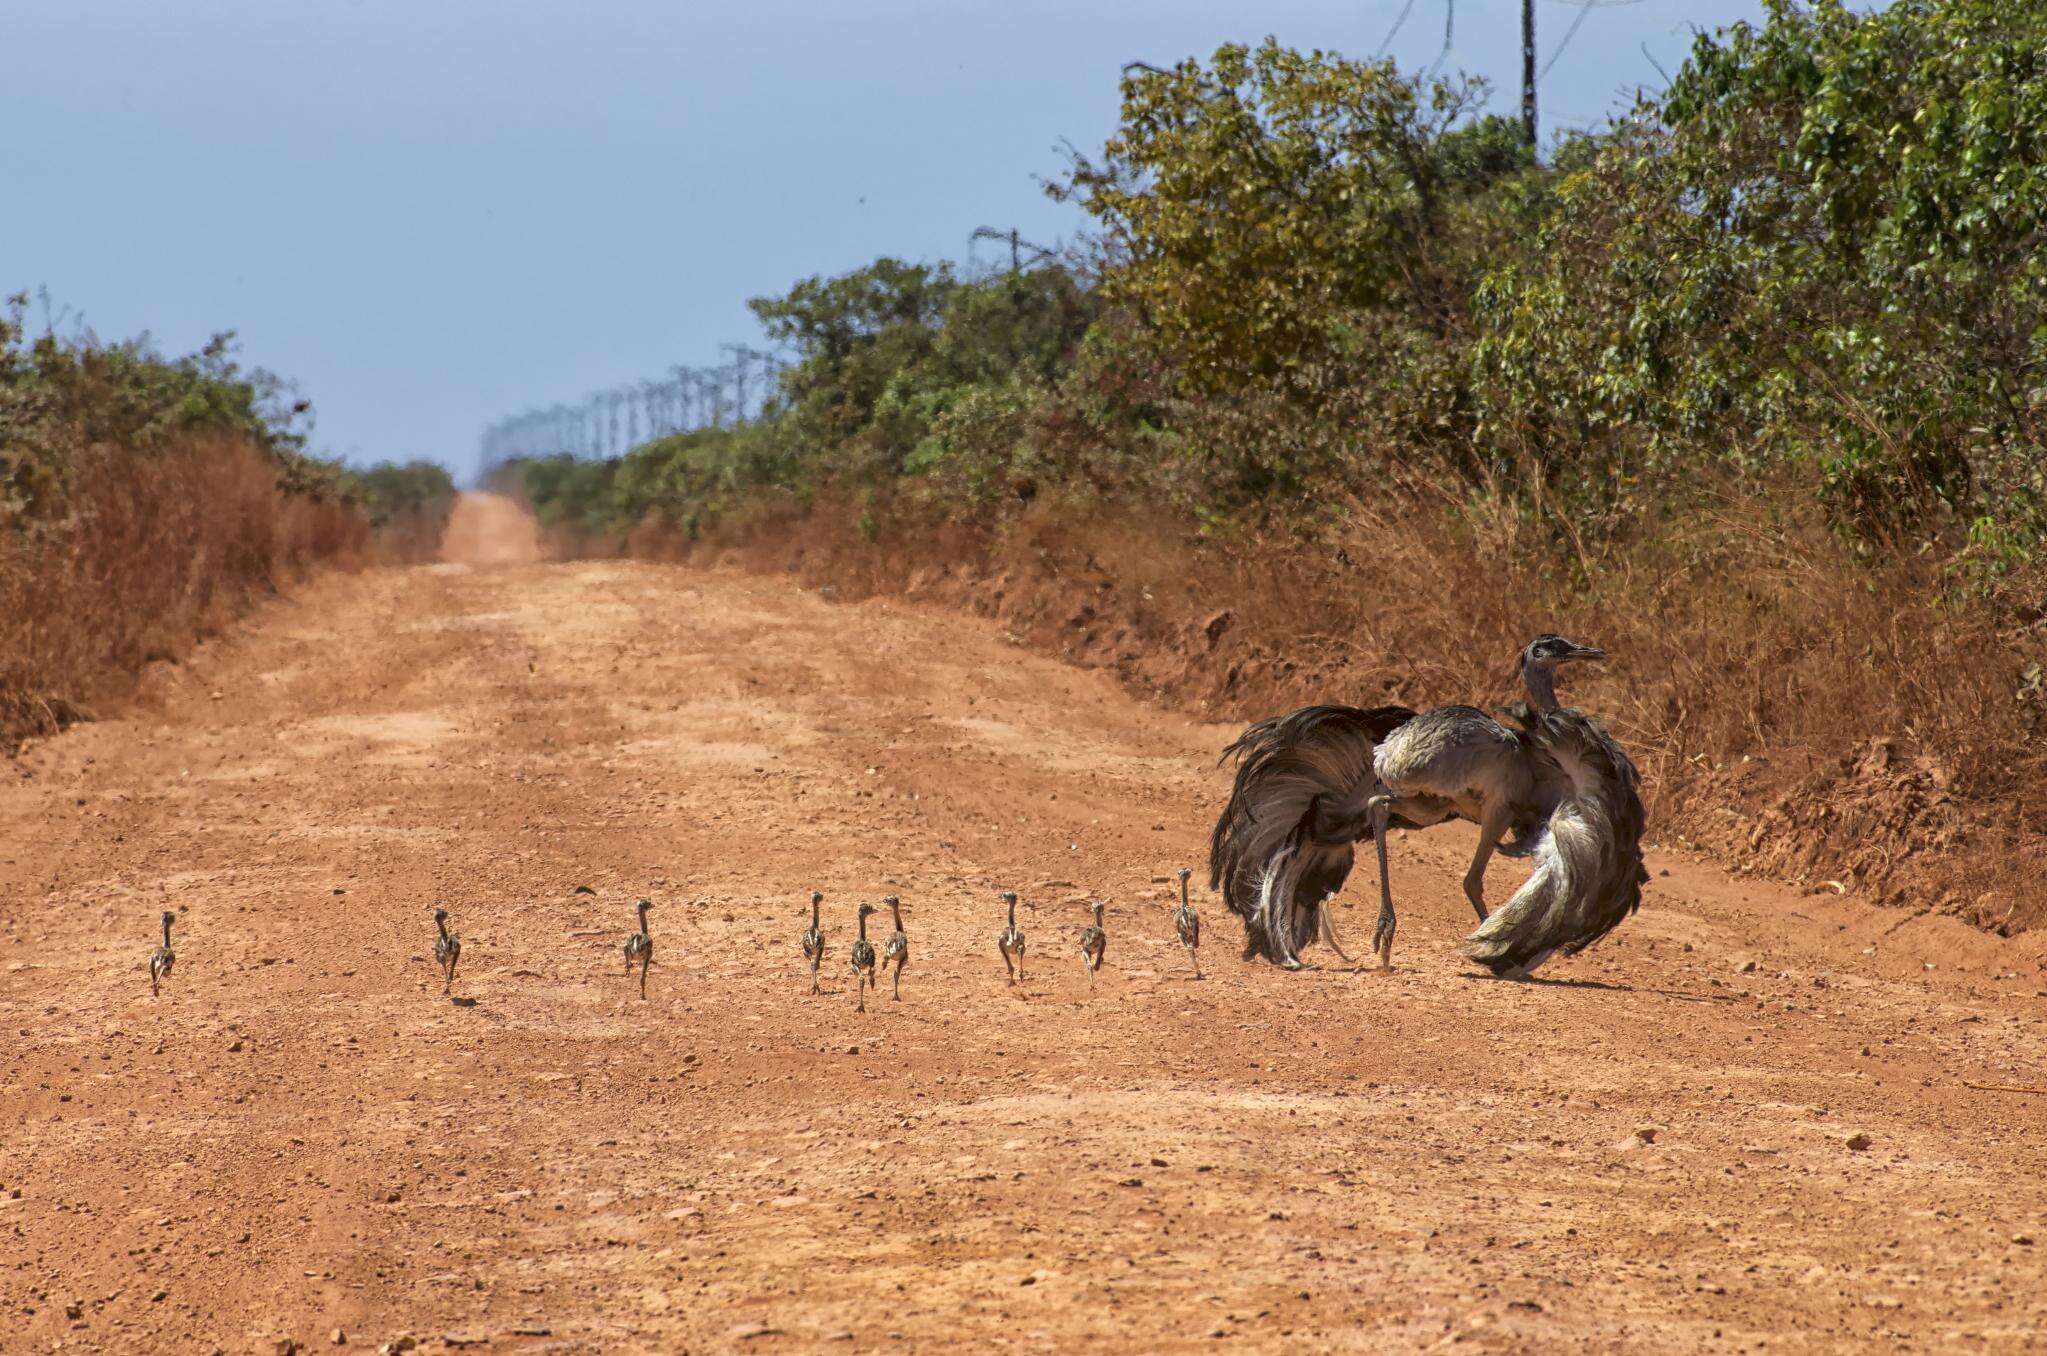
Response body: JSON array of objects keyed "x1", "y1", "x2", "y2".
[{"x1": 5, "y1": 497, "x2": 2047, "y2": 1353}]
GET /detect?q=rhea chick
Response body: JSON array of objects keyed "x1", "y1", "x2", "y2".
[
  {"x1": 623, "y1": 898, "x2": 654, "y2": 999},
  {"x1": 432, "y1": 907, "x2": 461, "y2": 994},
  {"x1": 997, "y1": 891, "x2": 1026, "y2": 985},
  {"x1": 1172, "y1": 867, "x2": 1201, "y2": 978},
  {"x1": 148, "y1": 910, "x2": 177, "y2": 998},
  {"x1": 850, "y1": 902, "x2": 878, "y2": 1012},
  {"x1": 881, "y1": 895, "x2": 909, "y2": 1001},
  {"x1": 801, "y1": 890, "x2": 825, "y2": 994},
  {"x1": 1079, "y1": 900, "x2": 1107, "y2": 984}
]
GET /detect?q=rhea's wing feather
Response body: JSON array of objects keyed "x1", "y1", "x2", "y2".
[
  {"x1": 1208, "y1": 703, "x2": 1416, "y2": 964},
  {"x1": 1548, "y1": 709, "x2": 1648, "y2": 953},
  {"x1": 1458, "y1": 706, "x2": 1648, "y2": 974},
  {"x1": 1209, "y1": 704, "x2": 1416, "y2": 901}
]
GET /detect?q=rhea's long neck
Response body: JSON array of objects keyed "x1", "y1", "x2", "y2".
[
  {"x1": 1522, "y1": 661, "x2": 1559, "y2": 714},
  {"x1": 162, "y1": 915, "x2": 173, "y2": 947}
]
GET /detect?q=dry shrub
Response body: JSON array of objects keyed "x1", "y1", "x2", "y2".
[
  {"x1": 0, "y1": 433, "x2": 367, "y2": 746},
  {"x1": 637, "y1": 481, "x2": 2047, "y2": 932}
]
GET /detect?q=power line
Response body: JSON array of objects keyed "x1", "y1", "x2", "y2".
[
  {"x1": 1375, "y1": 0, "x2": 1420, "y2": 57},
  {"x1": 1540, "y1": 0, "x2": 1597, "y2": 82}
]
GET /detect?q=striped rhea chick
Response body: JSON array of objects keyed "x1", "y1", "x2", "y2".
[
  {"x1": 849, "y1": 902, "x2": 878, "y2": 1012},
  {"x1": 148, "y1": 910, "x2": 176, "y2": 998},
  {"x1": 623, "y1": 898, "x2": 654, "y2": 999},
  {"x1": 801, "y1": 890, "x2": 825, "y2": 994},
  {"x1": 881, "y1": 895, "x2": 909, "y2": 1001},
  {"x1": 1078, "y1": 900, "x2": 1107, "y2": 984},
  {"x1": 1172, "y1": 867, "x2": 1201, "y2": 978},
  {"x1": 997, "y1": 891, "x2": 1026, "y2": 985},
  {"x1": 432, "y1": 907, "x2": 461, "y2": 994}
]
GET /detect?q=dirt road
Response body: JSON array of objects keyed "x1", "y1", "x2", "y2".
[{"x1": 6, "y1": 500, "x2": 2047, "y2": 1353}]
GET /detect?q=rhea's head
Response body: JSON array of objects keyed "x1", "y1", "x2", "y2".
[
  {"x1": 636, "y1": 898, "x2": 654, "y2": 916},
  {"x1": 432, "y1": 907, "x2": 449, "y2": 925},
  {"x1": 1522, "y1": 634, "x2": 1605, "y2": 673}
]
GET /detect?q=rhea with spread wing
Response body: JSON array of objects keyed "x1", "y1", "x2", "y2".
[{"x1": 1209, "y1": 635, "x2": 1647, "y2": 974}]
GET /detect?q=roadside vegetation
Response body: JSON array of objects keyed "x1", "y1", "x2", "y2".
[
  {"x1": 491, "y1": 0, "x2": 2047, "y2": 930},
  {"x1": 0, "y1": 292, "x2": 450, "y2": 748}
]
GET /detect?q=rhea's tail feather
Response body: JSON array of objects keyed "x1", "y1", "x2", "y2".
[{"x1": 1209, "y1": 704, "x2": 1416, "y2": 966}]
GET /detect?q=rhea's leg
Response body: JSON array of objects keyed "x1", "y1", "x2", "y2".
[
  {"x1": 1464, "y1": 805, "x2": 1513, "y2": 923},
  {"x1": 1368, "y1": 796, "x2": 1397, "y2": 969},
  {"x1": 1316, "y1": 895, "x2": 1358, "y2": 966}
]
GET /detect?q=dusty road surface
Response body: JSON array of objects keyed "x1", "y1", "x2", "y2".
[{"x1": 6, "y1": 501, "x2": 2047, "y2": 1354}]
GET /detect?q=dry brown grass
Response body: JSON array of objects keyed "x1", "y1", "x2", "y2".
[
  {"x1": 0, "y1": 433, "x2": 367, "y2": 747},
  {"x1": 646, "y1": 483, "x2": 2047, "y2": 933},
  {"x1": 370, "y1": 507, "x2": 455, "y2": 565}
]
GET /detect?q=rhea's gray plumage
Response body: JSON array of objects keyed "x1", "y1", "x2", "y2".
[
  {"x1": 1078, "y1": 900, "x2": 1107, "y2": 984},
  {"x1": 881, "y1": 895, "x2": 909, "y2": 1001},
  {"x1": 432, "y1": 907, "x2": 461, "y2": 994},
  {"x1": 1172, "y1": 867, "x2": 1201, "y2": 978},
  {"x1": 148, "y1": 910, "x2": 176, "y2": 998},
  {"x1": 623, "y1": 899, "x2": 654, "y2": 999},
  {"x1": 997, "y1": 891, "x2": 1026, "y2": 985},
  {"x1": 1210, "y1": 636, "x2": 1646, "y2": 975},
  {"x1": 850, "y1": 902, "x2": 878, "y2": 1012},
  {"x1": 1210, "y1": 703, "x2": 1418, "y2": 967},
  {"x1": 802, "y1": 891, "x2": 825, "y2": 994}
]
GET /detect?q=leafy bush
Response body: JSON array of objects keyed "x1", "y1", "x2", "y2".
[{"x1": 1476, "y1": 0, "x2": 2047, "y2": 549}]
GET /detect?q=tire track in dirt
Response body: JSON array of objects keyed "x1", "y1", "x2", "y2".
[{"x1": 4, "y1": 533, "x2": 2047, "y2": 1352}]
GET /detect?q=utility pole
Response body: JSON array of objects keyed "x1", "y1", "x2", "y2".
[
  {"x1": 722, "y1": 344, "x2": 751, "y2": 422},
  {"x1": 971, "y1": 225, "x2": 1053, "y2": 277},
  {"x1": 698, "y1": 370, "x2": 724, "y2": 429},
  {"x1": 671, "y1": 367, "x2": 695, "y2": 430},
  {"x1": 728, "y1": 345, "x2": 780, "y2": 420},
  {"x1": 1521, "y1": 0, "x2": 1537, "y2": 148}
]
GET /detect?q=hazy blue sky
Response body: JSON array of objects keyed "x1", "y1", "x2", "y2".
[{"x1": 5, "y1": 0, "x2": 1768, "y2": 481}]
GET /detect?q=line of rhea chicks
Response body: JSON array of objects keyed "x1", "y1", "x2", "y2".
[{"x1": 142, "y1": 869, "x2": 1207, "y2": 1008}]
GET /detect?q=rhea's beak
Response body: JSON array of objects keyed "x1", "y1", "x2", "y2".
[{"x1": 1567, "y1": 642, "x2": 1607, "y2": 662}]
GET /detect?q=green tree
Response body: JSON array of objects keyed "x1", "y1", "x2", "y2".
[{"x1": 1055, "y1": 41, "x2": 1492, "y2": 400}]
